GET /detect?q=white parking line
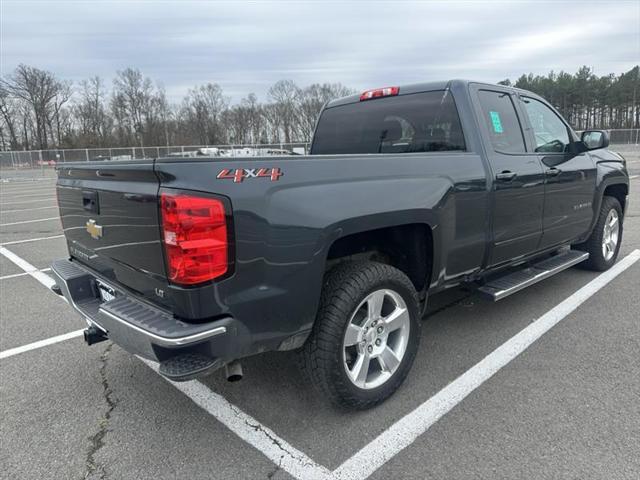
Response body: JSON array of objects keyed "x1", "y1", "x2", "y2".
[
  {"x1": 141, "y1": 358, "x2": 333, "y2": 480},
  {"x1": 0, "y1": 267, "x2": 51, "y2": 280},
  {"x1": 0, "y1": 186, "x2": 56, "y2": 194},
  {"x1": 0, "y1": 246, "x2": 59, "y2": 290},
  {"x1": 0, "y1": 215, "x2": 58, "y2": 227},
  {"x1": 0, "y1": 183, "x2": 55, "y2": 189},
  {"x1": 0, "y1": 330, "x2": 84, "y2": 360},
  {"x1": 0, "y1": 216, "x2": 59, "y2": 227},
  {"x1": 0, "y1": 178, "x2": 56, "y2": 183},
  {"x1": 0, "y1": 234, "x2": 64, "y2": 246},
  {"x1": 0, "y1": 192, "x2": 56, "y2": 199},
  {"x1": 0, "y1": 244, "x2": 638, "y2": 480},
  {"x1": 333, "y1": 249, "x2": 640, "y2": 480},
  {"x1": 0, "y1": 245, "x2": 331, "y2": 479},
  {"x1": 630, "y1": 175, "x2": 639, "y2": 179},
  {"x1": 1, "y1": 205, "x2": 58, "y2": 214},
  {"x1": 1, "y1": 197, "x2": 56, "y2": 206}
]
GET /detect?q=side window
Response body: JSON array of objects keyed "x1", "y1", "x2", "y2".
[
  {"x1": 521, "y1": 97, "x2": 570, "y2": 153},
  {"x1": 477, "y1": 90, "x2": 526, "y2": 154}
]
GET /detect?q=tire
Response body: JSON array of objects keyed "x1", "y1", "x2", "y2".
[
  {"x1": 574, "y1": 196, "x2": 623, "y2": 271},
  {"x1": 299, "y1": 261, "x2": 421, "y2": 409}
]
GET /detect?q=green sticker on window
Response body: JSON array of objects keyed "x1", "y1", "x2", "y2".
[{"x1": 489, "y1": 111, "x2": 503, "y2": 133}]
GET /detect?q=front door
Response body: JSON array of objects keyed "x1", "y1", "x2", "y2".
[
  {"x1": 519, "y1": 96, "x2": 597, "y2": 249},
  {"x1": 473, "y1": 87, "x2": 546, "y2": 267}
]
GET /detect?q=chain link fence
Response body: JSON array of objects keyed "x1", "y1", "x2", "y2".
[
  {"x1": 608, "y1": 128, "x2": 640, "y2": 145},
  {"x1": 1, "y1": 130, "x2": 638, "y2": 181},
  {"x1": 0, "y1": 143, "x2": 310, "y2": 180}
]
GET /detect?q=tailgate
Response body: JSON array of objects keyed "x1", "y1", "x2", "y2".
[{"x1": 56, "y1": 161, "x2": 169, "y2": 306}]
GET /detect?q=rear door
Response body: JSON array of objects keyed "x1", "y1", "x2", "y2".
[
  {"x1": 518, "y1": 95, "x2": 597, "y2": 248},
  {"x1": 56, "y1": 161, "x2": 168, "y2": 306},
  {"x1": 472, "y1": 86, "x2": 546, "y2": 266}
]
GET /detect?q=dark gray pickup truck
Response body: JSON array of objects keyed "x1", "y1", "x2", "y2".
[{"x1": 52, "y1": 80, "x2": 629, "y2": 408}]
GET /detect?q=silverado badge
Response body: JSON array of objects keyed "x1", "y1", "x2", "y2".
[{"x1": 86, "y1": 219, "x2": 103, "y2": 239}]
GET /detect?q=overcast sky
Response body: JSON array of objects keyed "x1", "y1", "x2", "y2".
[{"x1": 1, "y1": 0, "x2": 638, "y2": 102}]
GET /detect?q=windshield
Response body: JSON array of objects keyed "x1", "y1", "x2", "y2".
[{"x1": 311, "y1": 90, "x2": 465, "y2": 155}]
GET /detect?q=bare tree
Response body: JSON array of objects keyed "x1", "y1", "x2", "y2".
[
  {"x1": 111, "y1": 68, "x2": 155, "y2": 147},
  {"x1": 75, "y1": 76, "x2": 112, "y2": 147},
  {"x1": 268, "y1": 80, "x2": 301, "y2": 143},
  {"x1": 243, "y1": 93, "x2": 266, "y2": 144},
  {"x1": 49, "y1": 80, "x2": 73, "y2": 147},
  {"x1": 0, "y1": 84, "x2": 20, "y2": 149},
  {"x1": 181, "y1": 83, "x2": 229, "y2": 144},
  {"x1": 2, "y1": 64, "x2": 68, "y2": 149}
]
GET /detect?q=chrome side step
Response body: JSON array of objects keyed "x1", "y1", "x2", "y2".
[{"x1": 478, "y1": 250, "x2": 589, "y2": 301}]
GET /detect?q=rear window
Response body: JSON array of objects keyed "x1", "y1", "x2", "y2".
[{"x1": 311, "y1": 90, "x2": 466, "y2": 155}]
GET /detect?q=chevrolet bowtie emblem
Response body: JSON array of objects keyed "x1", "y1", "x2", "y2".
[{"x1": 86, "y1": 219, "x2": 103, "y2": 239}]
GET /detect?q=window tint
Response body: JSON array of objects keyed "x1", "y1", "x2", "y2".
[
  {"x1": 522, "y1": 97, "x2": 570, "y2": 153},
  {"x1": 311, "y1": 90, "x2": 465, "y2": 155},
  {"x1": 477, "y1": 90, "x2": 526, "y2": 154}
]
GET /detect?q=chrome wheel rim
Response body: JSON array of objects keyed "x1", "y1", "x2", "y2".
[
  {"x1": 602, "y1": 209, "x2": 619, "y2": 261},
  {"x1": 342, "y1": 289, "x2": 411, "y2": 390}
]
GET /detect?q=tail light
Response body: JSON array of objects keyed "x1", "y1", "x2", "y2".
[
  {"x1": 160, "y1": 191, "x2": 229, "y2": 285},
  {"x1": 359, "y1": 86, "x2": 399, "y2": 101}
]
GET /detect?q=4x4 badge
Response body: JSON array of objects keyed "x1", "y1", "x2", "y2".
[
  {"x1": 217, "y1": 167, "x2": 283, "y2": 183},
  {"x1": 86, "y1": 219, "x2": 103, "y2": 239}
]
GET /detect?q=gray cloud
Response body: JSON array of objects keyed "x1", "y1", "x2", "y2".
[{"x1": 1, "y1": 0, "x2": 638, "y2": 102}]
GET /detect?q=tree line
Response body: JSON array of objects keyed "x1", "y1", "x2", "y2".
[
  {"x1": 500, "y1": 65, "x2": 639, "y2": 131},
  {"x1": 0, "y1": 65, "x2": 354, "y2": 151},
  {"x1": 1, "y1": 64, "x2": 638, "y2": 151}
]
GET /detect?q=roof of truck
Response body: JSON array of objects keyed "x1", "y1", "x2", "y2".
[{"x1": 325, "y1": 79, "x2": 534, "y2": 108}]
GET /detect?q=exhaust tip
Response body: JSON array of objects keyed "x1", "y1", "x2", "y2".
[{"x1": 225, "y1": 360, "x2": 243, "y2": 382}]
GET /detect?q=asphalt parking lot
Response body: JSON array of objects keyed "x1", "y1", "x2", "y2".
[{"x1": 1, "y1": 149, "x2": 639, "y2": 480}]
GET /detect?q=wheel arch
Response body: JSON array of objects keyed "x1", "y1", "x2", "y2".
[
  {"x1": 603, "y1": 182, "x2": 628, "y2": 215},
  {"x1": 324, "y1": 220, "x2": 435, "y2": 297}
]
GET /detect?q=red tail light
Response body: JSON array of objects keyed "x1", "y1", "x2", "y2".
[
  {"x1": 160, "y1": 192, "x2": 229, "y2": 285},
  {"x1": 359, "y1": 86, "x2": 400, "y2": 101}
]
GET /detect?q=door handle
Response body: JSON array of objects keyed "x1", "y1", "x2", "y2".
[
  {"x1": 545, "y1": 167, "x2": 561, "y2": 176},
  {"x1": 496, "y1": 171, "x2": 517, "y2": 182}
]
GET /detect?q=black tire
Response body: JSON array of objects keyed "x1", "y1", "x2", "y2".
[
  {"x1": 299, "y1": 261, "x2": 421, "y2": 409},
  {"x1": 574, "y1": 196, "x2": 623, "y2": 271}
]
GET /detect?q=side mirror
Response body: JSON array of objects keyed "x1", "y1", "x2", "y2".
[{"x1": 581, "y1": 130, "x2": 609, "y2": 150}]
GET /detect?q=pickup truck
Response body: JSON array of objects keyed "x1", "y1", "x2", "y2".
[{"x1": 51, "y1": 80, "x2": 629, "y2": 409}]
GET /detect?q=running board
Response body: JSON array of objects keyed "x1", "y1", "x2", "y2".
[{"x1": 478, "y1": 250, "x2": 589, "y2": 301}]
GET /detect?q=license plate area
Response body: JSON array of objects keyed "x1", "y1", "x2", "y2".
[{"x1": 96, "y1": 280, "x2": 116, "y2": 303}]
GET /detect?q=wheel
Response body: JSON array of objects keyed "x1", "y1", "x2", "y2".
[
  {"x1": 574, "y1": 196, "x2": 623, "y2": 271},
  {"x1": 300, "y1": 261, "x2": 421, "y2": 409}
]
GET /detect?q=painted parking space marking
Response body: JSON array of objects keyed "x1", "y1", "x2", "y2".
[
  {"x1": 0, "y1": 245, "x2": 331, "y2": 479},
  {"x1": 0, "y1": 330, "x2": 84, "y2": 360},
  {"x1": 0, "y1": 205, "x2": 58, "y2": 214},
  {"x1": 141, "y1": 358, "x2": 334, "y2": 480},
  {"x1": 0, "y1": 241, "x2": 638, "y2": 480},
  {"x1": 0, "y1": 192, "x2": 57, "y2": 199},
  {"x1": 0, "y1": 234, "x2": 64, "y2": 246},
  {"x1": 0, "y1": 267, "x2": 51, "y2": 281},
  {"x1": 1, "y1": 197, "x2": 56, "y2": 206},
  {"x1": 0, "y1": 187, "x2": 56, "y2": 195},
  {"x1": 332, "y1": 249, "x2": 640, "y2": 480},
  {"x1": 0, "y1": 216, "x2": 59, "y2": 227},
  {"x1": 0, "y1": 246, "x2": 59, "y2": 290}
]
